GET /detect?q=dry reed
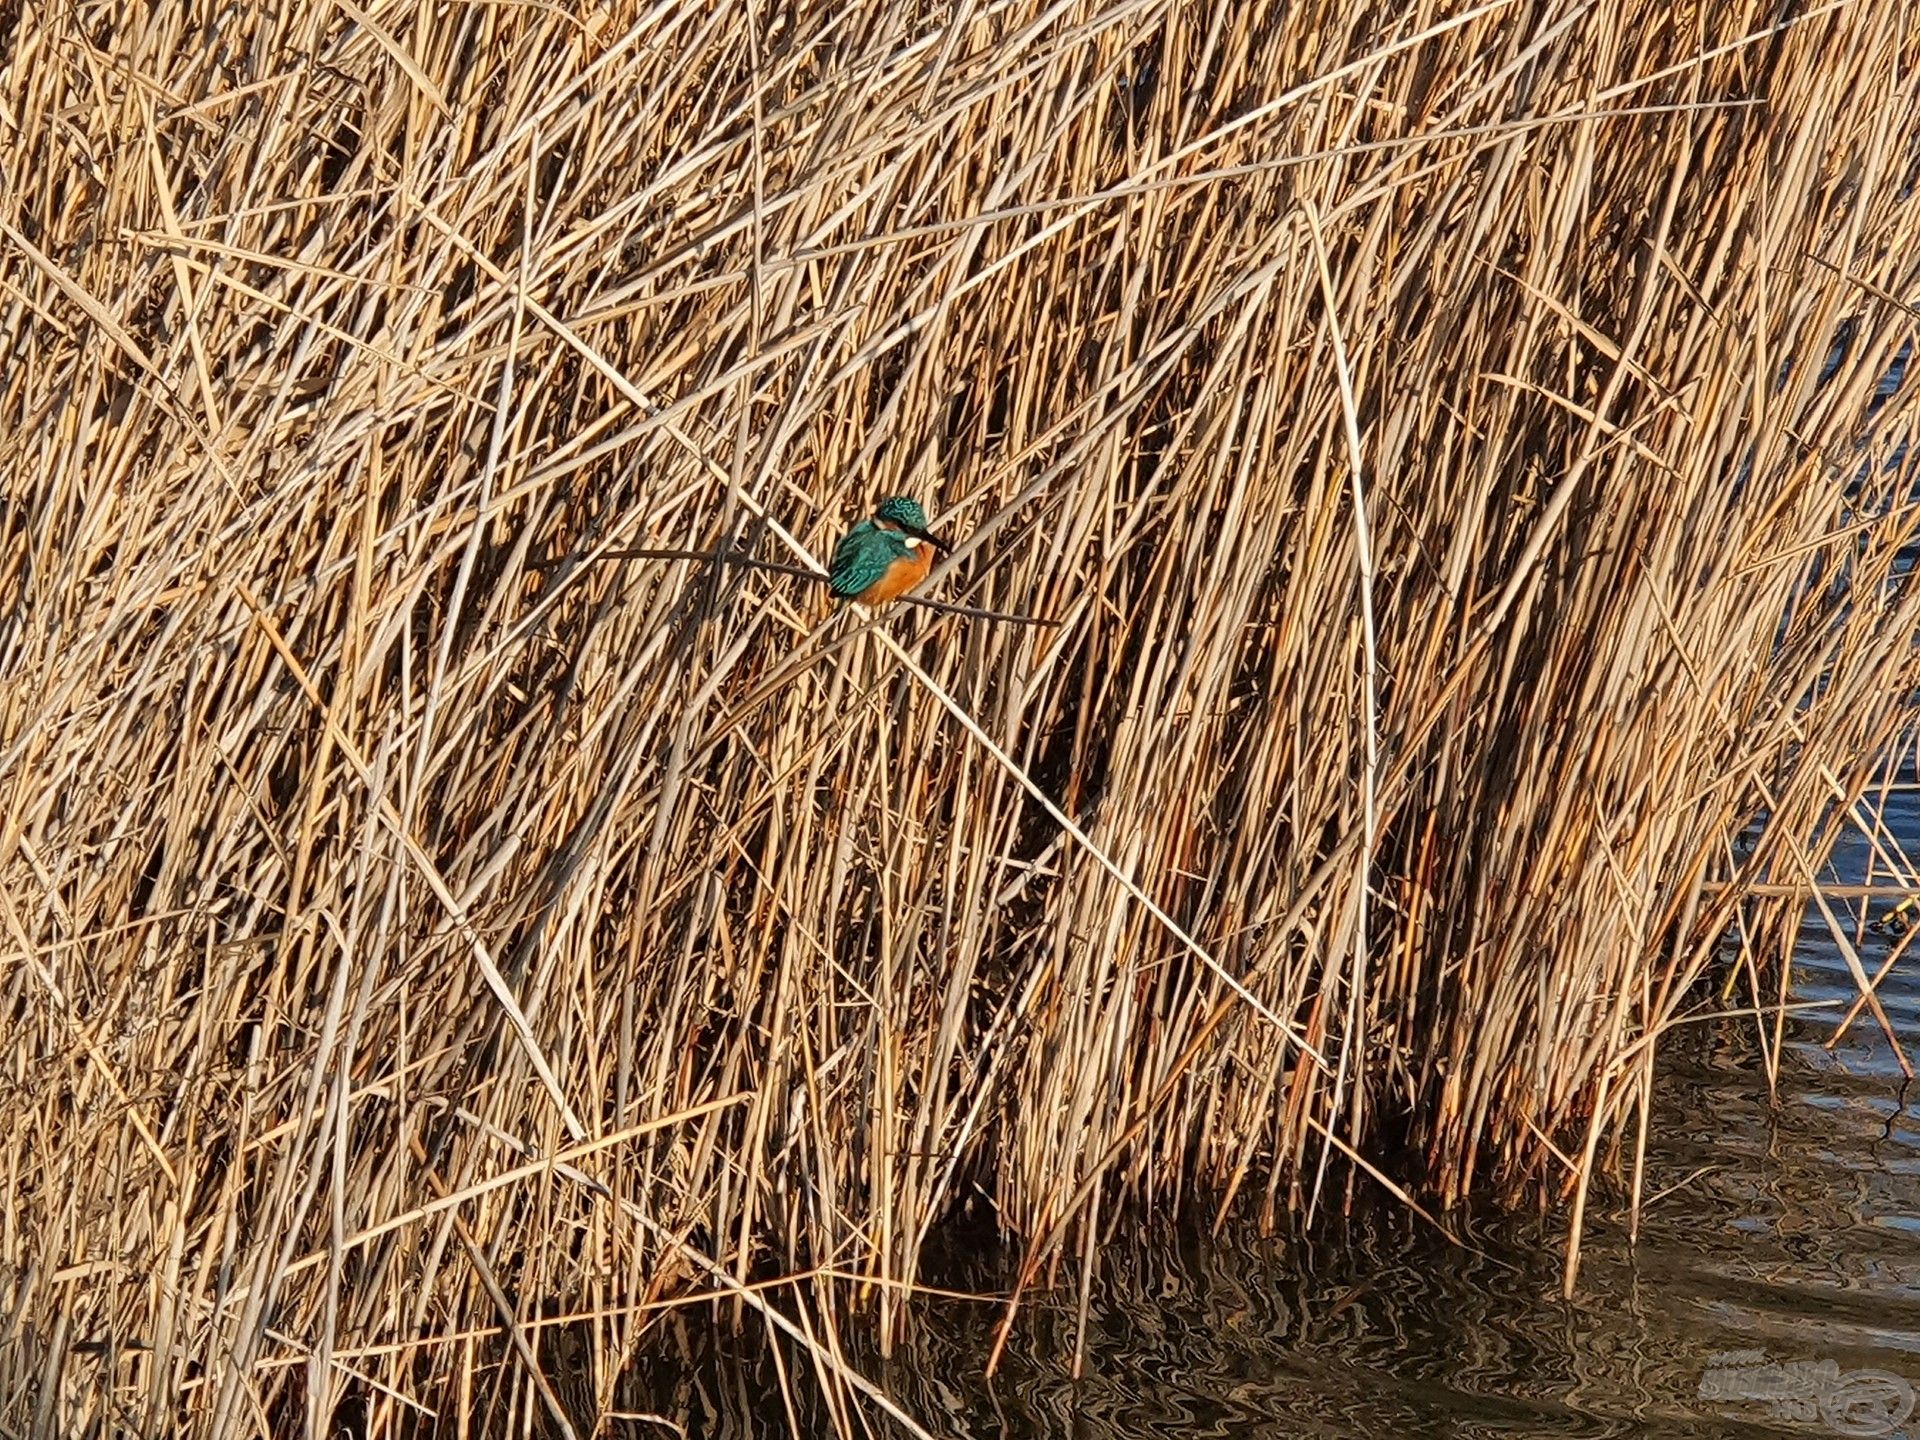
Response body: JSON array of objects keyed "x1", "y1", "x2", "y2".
[{"x1": 3, "y1": 0, "x2": 1919, "y2": 1433}]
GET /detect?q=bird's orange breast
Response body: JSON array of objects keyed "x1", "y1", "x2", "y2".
[{"x1": 855, "y1": 544, "x2": 935, "y2": 606}]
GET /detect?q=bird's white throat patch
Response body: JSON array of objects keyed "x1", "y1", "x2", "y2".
[{"x1": 903, "y1": 535, "x2": 922, "y2": 549}]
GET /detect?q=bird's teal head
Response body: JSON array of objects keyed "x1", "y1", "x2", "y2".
[{"x1": 872, "y1": 495, "x2": 946, "y2": 547}]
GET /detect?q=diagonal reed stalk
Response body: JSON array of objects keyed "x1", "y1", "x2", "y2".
[{"x1": 4, "y1": 0, "x2": 1920, "y2": 1433}]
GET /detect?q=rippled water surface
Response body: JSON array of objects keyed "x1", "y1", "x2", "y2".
[{"x1": 641, "y1": 787, "x2": 1920, "y2": 1439}]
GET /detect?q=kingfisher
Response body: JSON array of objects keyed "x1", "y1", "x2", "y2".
[{"x1": 827, "y1": 496, "x2": 951, "y2": 608}]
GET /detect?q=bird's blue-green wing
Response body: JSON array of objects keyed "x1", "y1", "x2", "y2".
[{"x1": 829, "y1": 520, "x2": 904, "y2": 598}]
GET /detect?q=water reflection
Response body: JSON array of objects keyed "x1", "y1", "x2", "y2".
[{"x1": 631, "y1": 822, "x2": 1920, "y2": 1439}]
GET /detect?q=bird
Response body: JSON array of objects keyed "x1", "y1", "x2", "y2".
[{"x1": 827, "y1": 496, "x2": 951, "y2": 608}]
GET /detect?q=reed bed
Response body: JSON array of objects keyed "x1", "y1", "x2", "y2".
[{"x1": 4, "y1": 0, "x2": 1919, "y2": 1433}]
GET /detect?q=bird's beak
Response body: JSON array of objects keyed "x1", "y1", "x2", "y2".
[{"x1": 910, "y1": 525, "x2": 951, "y2": 551}]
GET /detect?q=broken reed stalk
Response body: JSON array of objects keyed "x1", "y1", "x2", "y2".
[{"x1": 3, "y1": 0, "x2": 1919, "y2": 1435}]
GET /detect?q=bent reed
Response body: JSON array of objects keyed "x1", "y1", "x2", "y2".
[{"x1": 4, "y1": 0, "x2": 1919, "y2": 1433}]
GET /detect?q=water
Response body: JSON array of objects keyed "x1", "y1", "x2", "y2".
[{"x1": 634, "y1": 787, "x2": 1920, "y2": 1439}]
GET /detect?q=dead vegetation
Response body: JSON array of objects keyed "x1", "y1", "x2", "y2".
[{"x1": 3, "y1": 0, "x2": 1918, "y2": 1433}]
